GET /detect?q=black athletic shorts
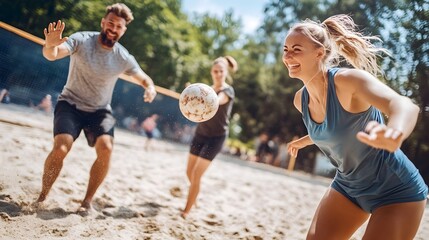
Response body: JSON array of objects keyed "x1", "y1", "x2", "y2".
[
  {"x1": 53, "y1": 100, "x2": 115, "y2": 147},
  {"x1": 190, "y1": 133, "x2": 226, "y2": 161},
  {"x1": 144, "y1": 130, "x2": 154, "y2": 139}
]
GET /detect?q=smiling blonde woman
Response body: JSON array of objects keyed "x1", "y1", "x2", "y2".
[{"x1": 283, "y1": 14, "x2": 427, "y2": 240}]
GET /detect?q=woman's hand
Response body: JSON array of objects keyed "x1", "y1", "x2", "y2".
[
  {"x1": 356, "y1": 121, "x2": 403, "y2": 152},
  {"x1": 287, "y1": 136, "x2": 312, "y2": 158}
]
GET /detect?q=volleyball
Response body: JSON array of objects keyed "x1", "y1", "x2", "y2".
[{"x1": 179, "y1": 83, "x2": 219, "y2": 122}]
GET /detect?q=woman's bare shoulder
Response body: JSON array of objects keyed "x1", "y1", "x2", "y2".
[{"x1": 293, "y1": 87, "x2": 304, "y2": 113}]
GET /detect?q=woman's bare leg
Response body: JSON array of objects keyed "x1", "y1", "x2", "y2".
[
  {"x1": 307, "y1": 187, "x2": 370, "y2": 240},
  {"x1": 362, "y1": 199, "x2": 427, "y2": 240},
  {"x1": 181, "y1": 157, "x2": 211, "y2": 218}
]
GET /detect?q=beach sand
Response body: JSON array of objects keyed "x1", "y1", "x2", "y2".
[{"x1": 0, "y1": 104, "x2": 427, "y2": 240}]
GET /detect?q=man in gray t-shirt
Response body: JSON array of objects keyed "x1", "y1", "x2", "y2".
[{"x1": 35, "y1": 3, "x2": 157, "y2": 215}]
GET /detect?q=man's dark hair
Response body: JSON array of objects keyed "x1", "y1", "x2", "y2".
[{"x1": 105, "y1": 3, "x2": 134, "y2": 25}]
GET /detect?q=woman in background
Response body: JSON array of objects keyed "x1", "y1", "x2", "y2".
[{"x1": 181, "y1": 56, "x2": 238, "y2": 218}]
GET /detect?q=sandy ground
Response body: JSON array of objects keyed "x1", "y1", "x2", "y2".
[{"x1": 0, "y1": 104, "x2": 428, "y2": 240}]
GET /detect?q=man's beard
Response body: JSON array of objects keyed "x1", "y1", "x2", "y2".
[{"x1": 100, "y1": 30, "x2": 117, "y2": 48}]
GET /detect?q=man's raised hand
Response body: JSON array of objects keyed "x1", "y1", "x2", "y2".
[{"x1": 43, "y1": 20, "x2": 68, "y2": 48}]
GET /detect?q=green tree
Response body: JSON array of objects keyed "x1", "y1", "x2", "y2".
[
  {"x1": 390, "y1": 0, "x2": 429, "y2": 182},
  {"x1": 120, "y1": 0, "x2": 206, "y2": 91},
  {"x1": 229, "y1": 38, "x2": 270, "y2": 142},
  {"x1": 186, "y1": 10, "x2": 243, "y2": 86},
  {"x1": 0, "y1": 0, "x2": 82, "y2": 36}
]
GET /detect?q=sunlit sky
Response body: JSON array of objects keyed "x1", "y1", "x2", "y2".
[{"x1": 181, "y1": 0, "x2": 270, "y2": 34}]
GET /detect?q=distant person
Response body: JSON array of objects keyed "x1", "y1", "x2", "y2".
[
  {"x1": 0, "y1": 89, "x2": 11, "y2": 104},
  {"x1": 284, "y1": 14, "x2": 427, "y2": 239},
  {"x1": 122, "y1": 116, "x2": 139, "y2": 132},
  {"x1": 181, "y1": 56, "x2": 238, "y2": 218},
  {"x1": 255, "y1": 132, "x2": 274, "y2": 164},
  {"x1": 35, "y1": 3, "x2": 157, "y2": 216},
  {"x1": 35, "y1": 94, "x2": 53, "y2": 114},
  {"x1": 141, "y1": 114, "x2": 159, "y2": 150},
  {"x1": 272, "y1": 141, "x2": 288, "y2": 168},
  {"x1": 268, "y1": 135, "x2": 280, "y2": 165}
]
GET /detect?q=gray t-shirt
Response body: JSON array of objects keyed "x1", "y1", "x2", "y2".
[
  {"x1": 195, "y1": 85, "x2": 234, "y2": 137},
  {"x1": 59, "y1": 31, "x2": 140, "y2": 112}
]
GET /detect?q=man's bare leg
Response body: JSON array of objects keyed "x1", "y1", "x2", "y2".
[
  {"x1": 36, "y1": 134, "x2": 74, "y2": 203},
  {"x1": 78, "y1": 135, "x2": 113, "y2": 214}
]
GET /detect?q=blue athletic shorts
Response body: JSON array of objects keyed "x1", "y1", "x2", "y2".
[{"x1": 331, "y1": 172, "x2": 428, "y2": 213}]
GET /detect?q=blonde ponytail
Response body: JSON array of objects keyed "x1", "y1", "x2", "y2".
[
  {"x1": 213, "y1": 56, "x2": 238, "y2": 83},
  {"x1": 213, "y1": 56, "x2": 238, "y2": 73},
  {"x1": 224, "y1": 56, "x2": 238, "y2": 73},
  {"x1": 290, "y1": 14, "x2": 390, "y2": 76},
  {"x1": 322, "y1": 14, "x2": 389, "y2": 76}
]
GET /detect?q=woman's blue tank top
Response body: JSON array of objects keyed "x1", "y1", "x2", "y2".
[{"x1": 301, "y1": 68, "x2": 425, "y2": 197}]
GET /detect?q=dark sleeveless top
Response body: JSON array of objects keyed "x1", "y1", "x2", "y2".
[
  {"x1": 301, "y1": 68, "x2": 426, "y2": 197},
  {"x1": 195, "y1": 85, "x2": 234, "y2": 137}
]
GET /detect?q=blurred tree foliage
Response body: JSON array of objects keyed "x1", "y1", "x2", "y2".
[{"x1": 0, "y1": 0, "x2": 427, "y2": 179}]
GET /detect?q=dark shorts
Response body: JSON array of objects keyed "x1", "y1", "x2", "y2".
[
  {"x1": 54, "y1": 100, "x2": 115, "y2": 147},
  {"x1": 145, "y1": 130, "x2": 153, "y2": 139},
  {"x1": 190, "y1": 133, "x2": 226, "y2": 161}
]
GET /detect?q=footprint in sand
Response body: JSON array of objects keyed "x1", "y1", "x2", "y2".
[
  {"x1": 48, "y1": 228, "x2": 68, "y2": 237},
  {"x1": 202, "y1": 213, "x2": 223, "y2": 226},
  {"x1": 59, "y1": 187, "x2": 73, "y2": 194},
  {"x1": 0, "y1": 212, "x2": 15, "y2": 221},
  {"x1": 0, "y1": 194, "x2": 12, "y2": 201},
  {"x1": 143, "y1": 219, "x2": 160, "y2": 234},
  {"x1": 93, "y1": 197, "x2": 115, "y2": 209},
  {"x1": 169, "y1": 186, "x2": 182, "y2": 198},
  {"x1": 138, "y1": 202, "x2": 163, "y2": 217},
  {"x1": 102, "y1": 206, "x2": 139, "y2": 219},
  {"x1": 0, "y1": 199, "x2": 21, "y2": 218},
  {"x1": 36, "y1": 207, "x2": 71, "y2": 220}
]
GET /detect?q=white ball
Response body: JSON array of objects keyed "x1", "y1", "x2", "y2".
[{"x1": 179, "y1": 83, "x2": 219, "y2": 122}]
